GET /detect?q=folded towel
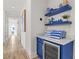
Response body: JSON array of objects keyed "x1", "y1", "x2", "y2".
[
  {"x1": 48, "y1": 36, "x2": 62, "y2": 39},
  {"x1": 45, "y1": 30, "x2": 66, "y2": 39}
]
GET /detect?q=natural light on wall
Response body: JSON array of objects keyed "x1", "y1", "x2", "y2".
[
  {"x1": 9, "y1": 24, "x2": 17, "y2": 36},
  {"x1": 8, "y1": 18, "x2": 18, "y2": 36}
]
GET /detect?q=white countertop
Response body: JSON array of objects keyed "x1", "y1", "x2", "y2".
[{"x1": 37, "y1": 35, "x2": 74, "y2": 45}]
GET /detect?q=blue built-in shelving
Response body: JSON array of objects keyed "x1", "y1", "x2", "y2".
[
  {"x1": 45, "y1": 4, "x2": 72, "y2": 17},
  {"x1": 45, "y1": 21, "x2": 72, "y2": 26}
]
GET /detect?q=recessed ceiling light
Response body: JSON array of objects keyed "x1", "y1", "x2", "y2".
[{"x1": 11, "y1": 6, "x2": 15, "y2": 8}]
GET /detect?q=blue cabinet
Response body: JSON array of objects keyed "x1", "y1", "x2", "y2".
[
  {"x1": 37, "y1": 37, "x2": 74, "y2": 59},
  {"x1": 37, "y1": 37, "x2": 44, "y2": 59},
  {"x1": 60, "y1": 42, "x2": 73, "y2": 59}
]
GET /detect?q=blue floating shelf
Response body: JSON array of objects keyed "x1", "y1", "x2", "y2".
[
  {"x1": 45, "y1": 21, "x2": 72, "y2": 26},
  {"x1": 45, "y1": 4, "x2": 72, "y2": 17}
]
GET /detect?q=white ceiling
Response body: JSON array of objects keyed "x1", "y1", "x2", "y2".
[{"x1": 4, "y1": 0, "x2": 26, "y2": 17}]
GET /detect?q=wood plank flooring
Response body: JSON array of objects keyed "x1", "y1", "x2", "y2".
[
  {"x1": 3, "y1": 35, "x2": 30, "y2": 59},
  {"x1": 33, "y1": 57, "x2": 40, "y2": 59}
]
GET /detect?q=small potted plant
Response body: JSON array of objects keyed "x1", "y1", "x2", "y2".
[{"x1": 62, "y1": 15, "x2": 70, "y2": 21}]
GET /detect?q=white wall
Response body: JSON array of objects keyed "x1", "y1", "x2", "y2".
[
  {"x1": 31, "y1": 0, "x2": 48, "y2": 58},
  {"x1": 3, "y1": 12, "x2": 9, "y2": 42},
  {"x1": 48, "y1": 0, "x2": 63, "y2": 8},
  {"x1": 3, "y1": 11, "x2": 6, "y2": 42}
]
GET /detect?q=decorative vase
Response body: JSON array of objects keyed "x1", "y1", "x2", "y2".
[{"x1": 63, "y1": 0, "x2": 69, "y2": 5}]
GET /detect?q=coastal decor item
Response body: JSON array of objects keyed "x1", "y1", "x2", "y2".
[
  {"x1": 51, "y1": 17, "x2": 54, "y2": 21},
  {"x1": 59, "y1": 3, "x2": 63, "y2": 8},
  {"x1": 62, "y1": 15, "x2": 70, "y2": 21},
  {"x1": 48, "y1": 17, "x2": 55, "y2": 24},
  {"x1": 45, "y1": 18, "x2": 72, "y2": 26},
  {"x1": 63, "y1": 0, "x2": 69, "y2": 4},
  {"x1": 62, "y1": 15, "x2": 70, "y2": 19}
]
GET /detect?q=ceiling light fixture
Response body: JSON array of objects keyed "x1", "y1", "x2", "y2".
[{"x1": 11, "y1": 6, "x2": 15, "y2": 8}]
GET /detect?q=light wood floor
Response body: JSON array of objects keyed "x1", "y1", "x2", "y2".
[
  {"x1": 3, "y1": 35, "x2": 30, "y2": 59},
  {"x1": 33, "y1": 57, "x2": 40, "y2": 59},
  {"x1": 4, "y1": 35, "x2": 40, "y2": 59}
]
